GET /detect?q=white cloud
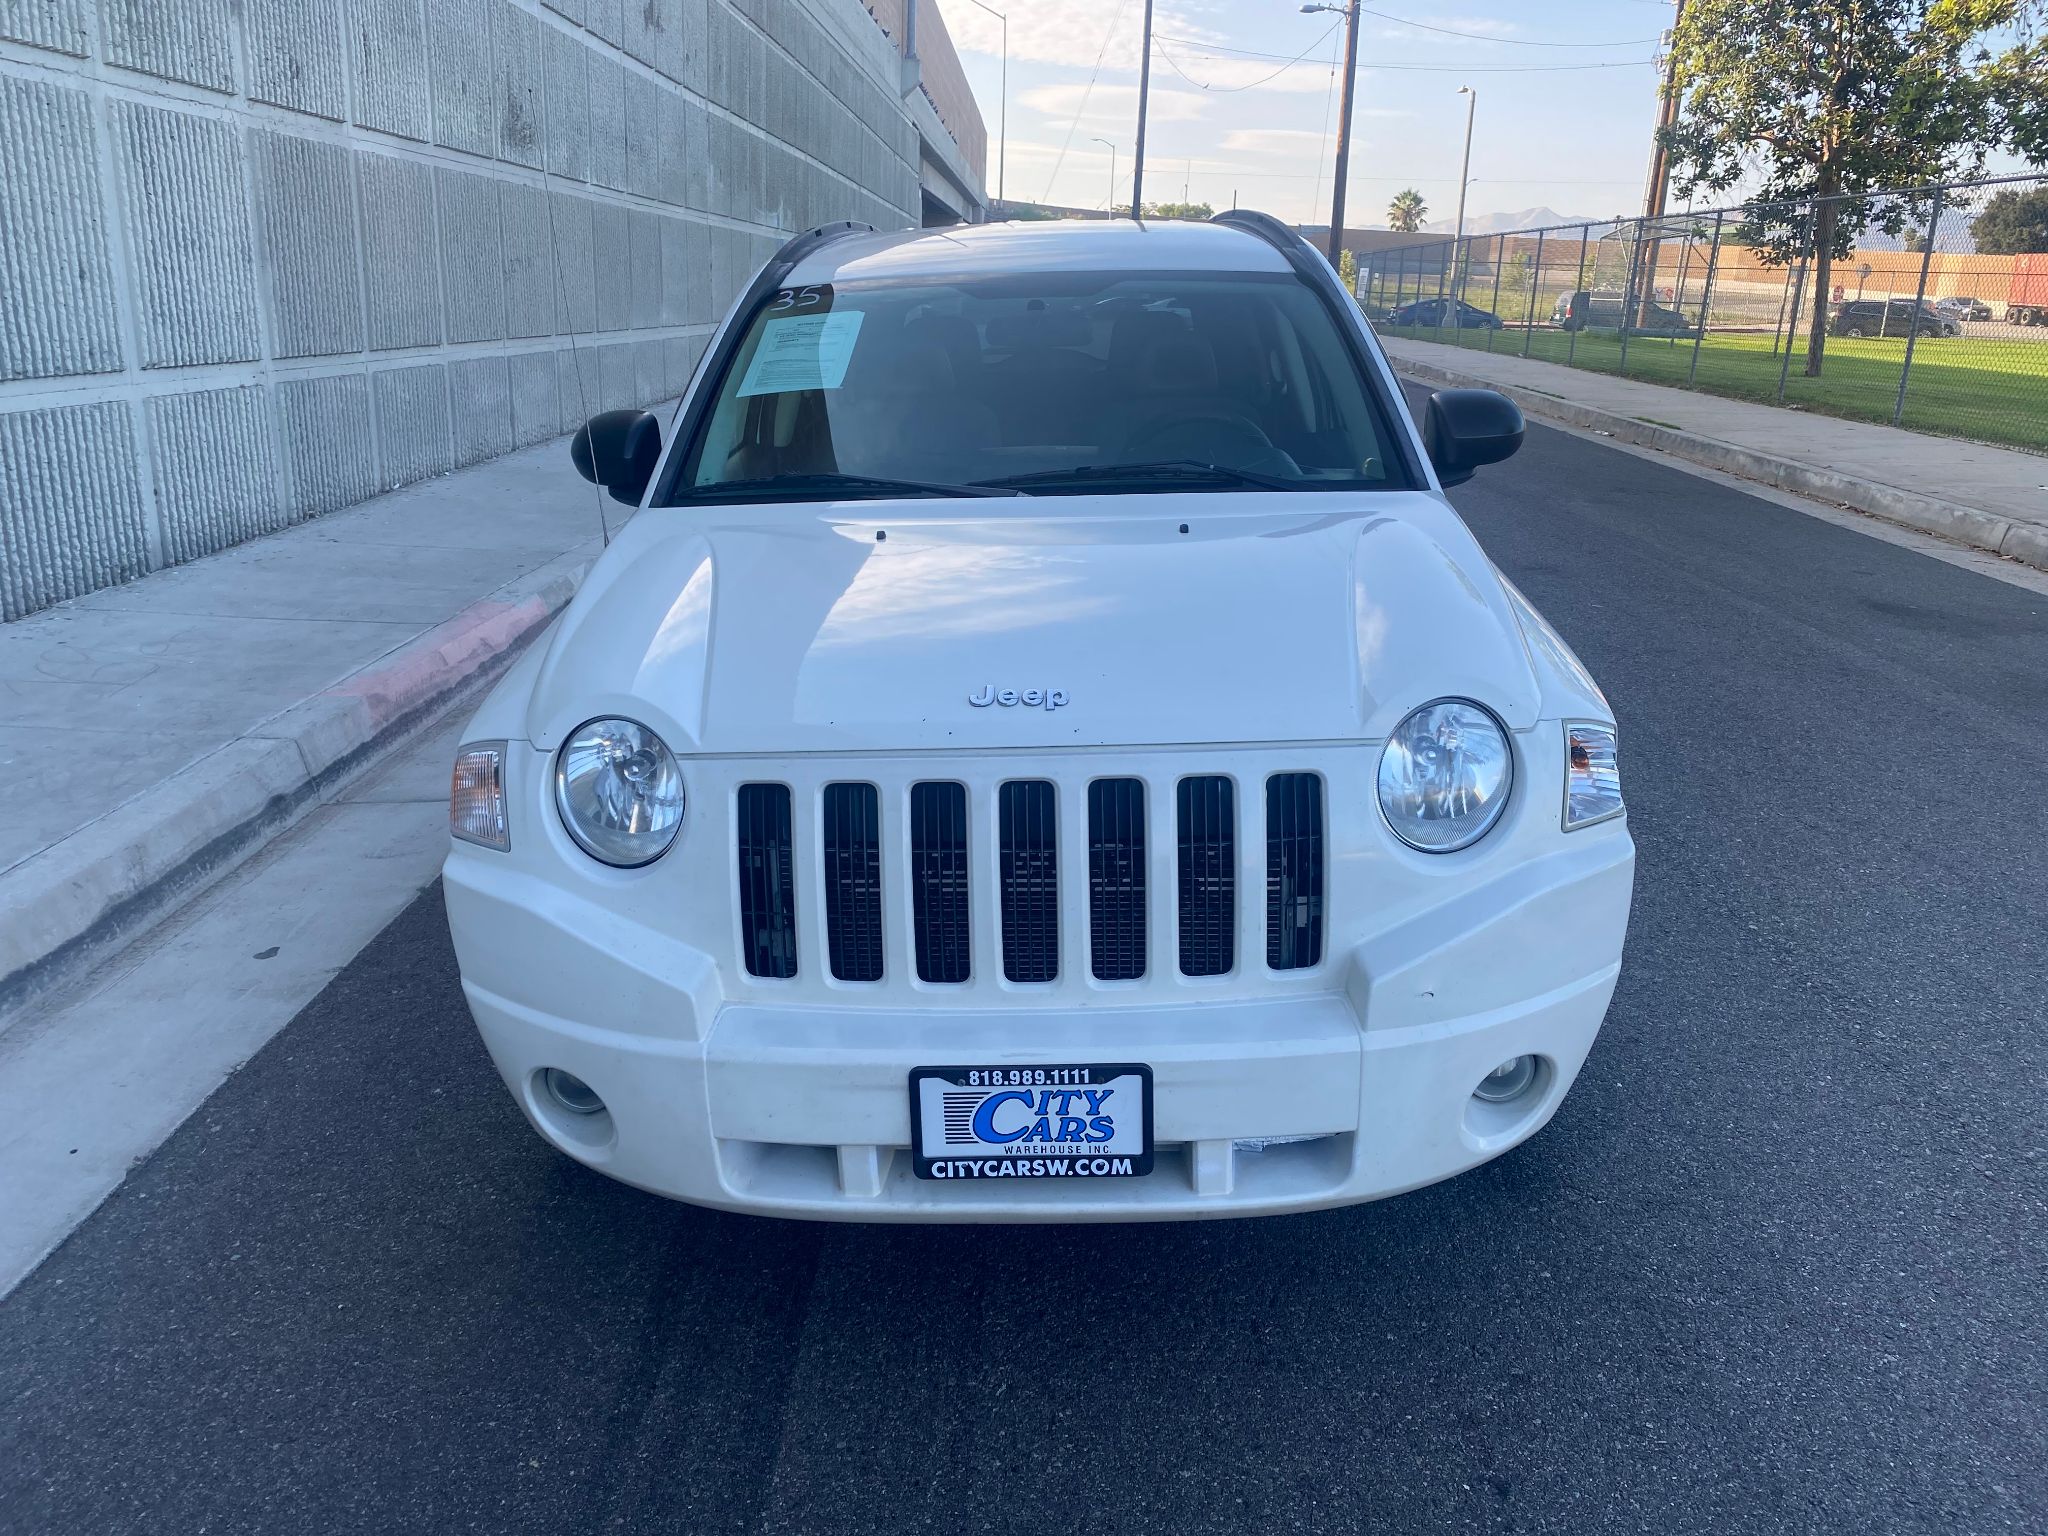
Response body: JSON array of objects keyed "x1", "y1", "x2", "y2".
[
  {"x1": 934, "y1": 0, "x2": 1221, "y2": 73},
  {"x1": 1369, "y1": 13, "x2": 1523, "y2": 45},
  {"x1": 1220, "y1": 127, "x2": 1333, "y2": 156},
  {"x1": 1428, "y1": 15, "x2": 1523, "y2": 38},
  {"x1": 1218, "y1": 111, "x2": 1404, "y2": 155},
  {"x1": 1016, "y1": 82, "x2": 1213, "y2": 127}
]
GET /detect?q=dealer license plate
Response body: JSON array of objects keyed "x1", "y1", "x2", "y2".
[{"x1": 909, "y1": 1064, "x2": 1154, "y2": 1180}]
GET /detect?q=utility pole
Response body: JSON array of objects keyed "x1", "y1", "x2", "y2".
[
  {"x1": 1636, "y1": 0, "x2": 1688, "y2": 324},
  {"x1": 1302, "y1": 2, "x2": 1361, "y2": 265},
  {"x1": 1131, "y1": 0, "x2": 1155, "y2": 215},
  {"x1": 1640, "y1": 0, "x2": 1688, "y2": 225}
]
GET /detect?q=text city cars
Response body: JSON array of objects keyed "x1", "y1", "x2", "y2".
[{"x1": 442, "y1": 215, "x2": 1633, "y2": 1221}]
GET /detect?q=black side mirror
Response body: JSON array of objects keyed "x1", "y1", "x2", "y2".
[
  {"x1": 1422, "y1": 388, "x2": 1524, "y2": 488},
  {"x1": 571, "y1": 409, "x2": 662, "y2": 506}
]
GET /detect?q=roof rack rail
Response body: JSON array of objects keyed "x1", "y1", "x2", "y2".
[
  {"x1": 763, "y1": 221, "x2": 877, "y2": 285},
  {"x1": 1209, "y1": 209, "x2": 1320, "y2": 273}
]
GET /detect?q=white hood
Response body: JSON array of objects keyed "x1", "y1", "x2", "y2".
[{"x1": 523, "y1": 493, "x2": 1566, "y2": 754}]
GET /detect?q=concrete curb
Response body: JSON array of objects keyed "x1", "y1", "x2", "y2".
[
  {"x1": 0, "y1": 549, "x2": 594, "y2": 1020},
  {"x1": 1392, "y1": 355, "x2": 2048, "y2": 574}
]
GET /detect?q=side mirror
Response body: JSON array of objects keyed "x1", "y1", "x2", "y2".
[
  {"x1": 571, "y1": 410, "x2": 662, "y2": 506},
  {"x1": 1423, "y1": 388, "x2": 1523, "y2": 488}
]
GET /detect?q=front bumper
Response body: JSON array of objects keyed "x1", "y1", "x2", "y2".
[{"x1": 445, "y1": 829, "x2": 1632, "y2": 1223}]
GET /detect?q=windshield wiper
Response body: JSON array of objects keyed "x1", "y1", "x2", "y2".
[
  {"x1": 680, "y1": 472, "x2": 1026, "y2": 501},
  {"x1": 975, "y1": 460, "x2": 1311, "y2": 492}
]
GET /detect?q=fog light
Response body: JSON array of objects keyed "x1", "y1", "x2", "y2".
[
  {"x1": 542, "y1": 1067, "x2": 605, "y2": 1115},
  {"x1": 1473, "y1": 1055, "x2": 1538, "y2": 1103}
]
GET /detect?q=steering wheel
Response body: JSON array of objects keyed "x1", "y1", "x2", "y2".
[{"x1": 1122, "y1": 413, "x2": 1301, "y2": 478}]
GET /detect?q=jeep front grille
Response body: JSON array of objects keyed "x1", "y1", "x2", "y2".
[
  {"x1": 909, "y1": 780, "x2": 972, "y2": 984},
  {"x1": 1176, "y1": 775, "x2": 1235, "y2": 977},
  {"x1": 821, "y1": 782, "x2": 883, "y2": 982},
  {"x1": 736, "y1": 782, "x2": 798, "y2": 979},
  {"x1": 1087, "y1": 778, "x2": 1147, "y2": 981},
  {"x1": 998, "y1": 779, "x2": 1060, "y2": 983},
  {"x1": 1264, "y1": 772, "x2": 1325, "y2": 971},
  {"x1": 728, "y1": 771, "x2": 1328, "y2": 986}
]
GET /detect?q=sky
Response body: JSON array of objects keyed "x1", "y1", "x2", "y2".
[{"x1": 931, "y1": 0, "x2": 1688, "y2": 228}]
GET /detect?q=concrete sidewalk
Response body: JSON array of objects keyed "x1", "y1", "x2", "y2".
[
  {"x1": 0, "y1": 433, "x2": 627, "y2": 1019},
  {"x1": 1382, "y1": 336, "x2": 2048, "y2": 571}
]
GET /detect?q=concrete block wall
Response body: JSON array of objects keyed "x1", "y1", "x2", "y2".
[{"x1": 0, "y1": 0, "x2": 934, "y2": 621}]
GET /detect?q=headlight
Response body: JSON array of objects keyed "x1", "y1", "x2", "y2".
[
  {"x1": 554, "y1": 717, "x2": 686, "y2": 866},
  {"x1": 450, "y1": 741, "x2": 509, "y2": 851},
  {"x1": 1376, "y1": 699, "x2": 1513, "y2": 852},
  {"x1": 1563, "y1": 720, "x2": 1624, "y2": 830}
]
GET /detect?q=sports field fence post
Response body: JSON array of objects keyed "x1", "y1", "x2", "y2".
[
  {"x1": 1567, "y1": 224, "x2": 1590, "y2": 366},
  {"x1": 1619, "y1": 216, "x2": 1644, "y2": 374},
  {"x1": 1485, "y1": 234, "x2": 1507, "y2": 351},
  {"x1": 1893, "y1": 183, "x2": 1944, "y2": 426},
  {"x1": 1688, "y1": 209, "x2": 1722, "y2": 387},
  {"x1": 1523, "y1": 228, "x2": 1545, "y2": 357},
  {"x1": 1776, "y1": 245, "x2": 1809, "y2": 401}
]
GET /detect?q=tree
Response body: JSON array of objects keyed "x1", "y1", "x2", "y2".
[
  {"x1": 1661, "y1": 0, "x2": 2046, "y2": 378},
  {"x1": 1902, "y1": 228, "x2": 1928, "y2": 253},
  {"x1": 1972, "y1": 185, "x2": 2048, "y2": 254},
  {"x1": 1135, "y1": 200, "x2": 1212, "y2": 221},
  {"x1": 1387, "y1": 189, "x2": 1428, "y2": 232},
  {"x1": 1337, "y1": 247, "x2": 1358, "y2": 293}
]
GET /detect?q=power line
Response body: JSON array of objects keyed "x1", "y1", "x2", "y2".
[
  {"x1": 1039, "y1": 0, "x2": 1132, "y2": 203},
  {"x1": 1116, "y1": 164, "x2": 1652, "y2": 184},
  {"x1": 1358, "y1": 7, "x2": 1663, "y2": 47},
  {"x1": 1367, "y1": 57, "x2": 1656, "y2": 72},
  {"x1": 1153, "y1": 32, "x2": 1656, "y2": 71},
  {"x1": 1310, "y1": 26, "x2": 1342, "y2": 218},
  {"x1": 1151, "y1": 25, "x2": 1338, "y2": 92}
]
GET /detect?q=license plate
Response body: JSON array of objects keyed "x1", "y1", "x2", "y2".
[{"x1": 909, "y1": 1064, "x2": 1153, "y2": 1180}]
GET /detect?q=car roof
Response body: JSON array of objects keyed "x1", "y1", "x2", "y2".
[{"x1": 783, "y1": 217, "x2": 1296, "y2": 286}]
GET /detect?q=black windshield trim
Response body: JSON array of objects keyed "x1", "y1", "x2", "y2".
[
  {"x1": 976, "y1": 460, "x2": 1377, "y2": 494},
  {"x1": 674, "y1": 472, "x2": 1027, "y2": 504}
]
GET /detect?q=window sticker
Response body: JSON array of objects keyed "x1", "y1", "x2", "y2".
[{"x1": 736, "y1": 310, "x2": 865, "y2": 397}]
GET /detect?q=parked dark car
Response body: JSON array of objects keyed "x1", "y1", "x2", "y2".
[
  {"x1": 1829, "y1": 299, "x2": 1957, "y2": 339},
  {"x1": 1934, "y1": 295, "x2": 1992, "y2": 321},
  {"x1": 1552, "y1": 289, "x2": 1693, "y2": 335},
  {"x1": 1387, "y1": 297, "x2": 1503, "y2": 330}
]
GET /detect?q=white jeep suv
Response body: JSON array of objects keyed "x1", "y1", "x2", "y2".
[{"x1": 442, "y1": 213, "x2": 1634, "y2": 1221}]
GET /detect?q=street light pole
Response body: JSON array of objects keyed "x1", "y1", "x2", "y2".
[
  {"x1": 965, "y1": 0, "x2": 1007, "y2": 207},
  {"x1": 1300, "y1": 2, "x2": 1361, "y2": 265},
  {"x1": 1091, "y1": 137, "x2": 1118, "y2": 215},
  {"x1": 1132, "y1": 0, "x2": 1154, "y2": 213},
  {"x1": 1449, "y1": 90, "x2": 1482, "y2": 247},
  {"x1": 1451, "y1": 85, "x2": 1476, "y2": 274}
]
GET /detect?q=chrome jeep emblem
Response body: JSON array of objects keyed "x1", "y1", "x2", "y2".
[{"x1": 970, "y1": 684, "x2": 1069, "y2": 710}]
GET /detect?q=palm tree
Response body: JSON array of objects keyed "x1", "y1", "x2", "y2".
[{"x1": 1387, "y1": 189, "x2": 1428, "y2": 233}]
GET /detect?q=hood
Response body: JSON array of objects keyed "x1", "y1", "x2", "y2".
[{"x1": 524, "y1": 494, "x2": 1549, "y2": 754}]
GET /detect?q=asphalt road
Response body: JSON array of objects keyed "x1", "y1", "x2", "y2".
[{"x1": 5, "y1": 411, "x2": 2046, "y2": 1535}]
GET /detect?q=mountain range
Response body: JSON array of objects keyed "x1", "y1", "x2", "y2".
[{"x1": 1419, "y1": 206, "x2": 1609, "y2": 236}]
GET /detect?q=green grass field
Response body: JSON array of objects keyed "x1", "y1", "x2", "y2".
[{"x1": 1375, "y1": 321, "x2": 2048, "y2": 455}]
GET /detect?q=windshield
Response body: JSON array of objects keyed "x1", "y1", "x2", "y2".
[{"x1": 664, "y1": 269, "x2": 1410, "y2": 501}]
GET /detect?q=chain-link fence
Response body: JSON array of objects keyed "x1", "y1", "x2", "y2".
[{"x1": 1355, "y1": 174, "x2": 2048, "y2": 456}]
